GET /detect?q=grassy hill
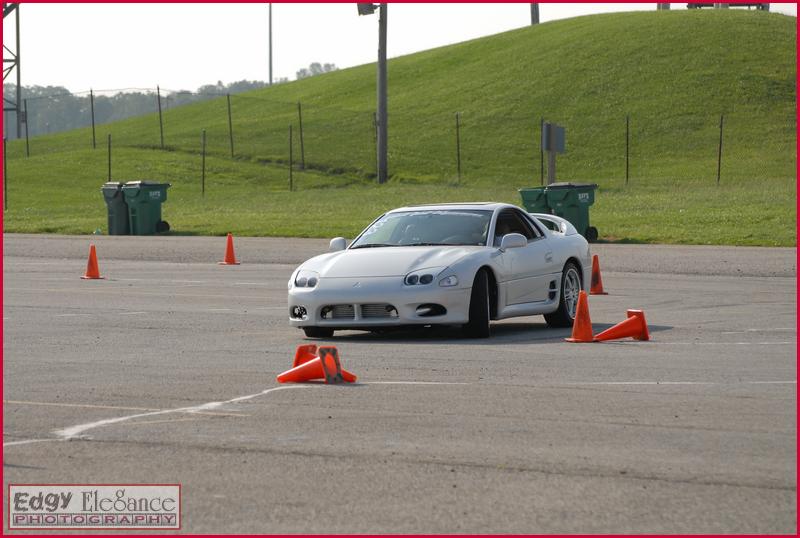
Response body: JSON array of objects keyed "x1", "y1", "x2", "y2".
[{"x1": 3, "y1": 10, "x2": 796, "y2": 245}]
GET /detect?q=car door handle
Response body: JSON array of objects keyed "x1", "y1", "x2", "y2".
[{"x1": 545, "y1": 251, "x2": 553, "y2": 263}]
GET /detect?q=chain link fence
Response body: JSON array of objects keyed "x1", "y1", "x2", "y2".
[{"x1": 3, "y1": 87, "x2": 795, "y2": 190}]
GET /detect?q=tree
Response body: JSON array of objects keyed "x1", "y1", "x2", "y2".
[{"x1": 296, "y1": 62, "x2": 338, "y2": 80}]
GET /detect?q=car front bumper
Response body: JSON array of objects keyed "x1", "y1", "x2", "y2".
[{"x1": 288, "y1": 276, "x2": 472, "y2": 329}]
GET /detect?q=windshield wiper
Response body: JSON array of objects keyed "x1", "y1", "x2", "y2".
[{"x1": 350, "y1": 243, "x2": 397, "y2": 249}]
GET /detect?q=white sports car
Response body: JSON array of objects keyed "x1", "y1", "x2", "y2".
[{"x1": 288, "y1": 202, "x2": 591, "y2": 338}]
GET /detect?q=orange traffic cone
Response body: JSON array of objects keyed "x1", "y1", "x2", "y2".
[
  {"x1": 594, "y1": 309, "x2": 650, "y2": 342},
  {"x1": 277, "y1": 345, "x2": 357, "y2": 384},
  {"x1": 218, "y1": 233, "x2": 240, "y2": 265},
  {"x1": 81, "y1": 244, "x2": 104, "y2": 280},
  {"x1": 589, "y1": 255, "x2": 607, "y2": 295},
  {"x1": 293, "y1": 344, "x2": 319, "y2": 367},
  {"x1": 565, "y1": 290, "x2": 593, "y2": 343}
]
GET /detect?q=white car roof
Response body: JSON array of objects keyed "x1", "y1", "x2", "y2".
[{"x1": 388, "y1": 202, "x2": 517, "y2": 213}]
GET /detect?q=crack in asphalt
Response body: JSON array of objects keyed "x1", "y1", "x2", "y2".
[{"x1": 63, "y1": 436, "x2": 796, "y2": 493}]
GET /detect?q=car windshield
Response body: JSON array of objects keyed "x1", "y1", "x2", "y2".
[{"x1": 350, "y1": 209, "x2": 493, "y2": 248}]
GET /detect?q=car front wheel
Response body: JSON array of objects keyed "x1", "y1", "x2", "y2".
[
  {"x1": 462, "y1": 269, "x2": 491, "y2": 338},
  {"x1": 544, "y1": 261, "x2": 582, "y2": 328}
]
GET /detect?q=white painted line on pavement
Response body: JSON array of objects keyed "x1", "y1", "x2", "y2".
[
  {"x1": 125, "y1": 417, "x2": 205, "y2": 427},
  {"x1": 118, "y1": 311, "x2": 147, "y2": 316},
  {"x1": 11, "y1": 382, "x2": 466, "y2": 448},
  {"x1": 3, "y1": 400, "x2": 248, "y2": 417},
  {"x1": 114, "y1": 278, "x2": 206, "y2": 284},
  {"x1": 54, "y1": 385, "x2": 309, "y2": 440},
  {"x1": 4, "y1": 400, "x2": 159, "y2": 412},
  {"x1": 6, "y1": 287, "x2": 260, "y2": 301},
  {"x1": 55, "y1": 313, "x2": 93, "y2": 318},
  {"x1": 366, "y1": 381, "x2": 470, "y2": 385},
  {"x1": 3, "y1": 438, "x2": 59, "y2": 448}
]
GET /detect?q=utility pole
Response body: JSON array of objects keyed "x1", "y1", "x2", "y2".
[
  {"x1": 268, "y1": 3, "x2": 273, "y2": 86},
  {"x1": 358, "y1": 3, "x2": 388, "y2": 183},
  {"x1": 376, "y1": 3, "x2": 388, "y2": 184},
  {"x1": 530, "y1": 3, "x2": 539, "y2": 25}
]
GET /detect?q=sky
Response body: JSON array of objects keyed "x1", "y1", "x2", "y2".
[{"x1": 3, "y1": 2, "x2": 797, "y2": 94}]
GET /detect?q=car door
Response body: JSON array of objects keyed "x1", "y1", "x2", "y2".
[{"x1": 494, "y1": 209, "x2": 554, "y2": 306}]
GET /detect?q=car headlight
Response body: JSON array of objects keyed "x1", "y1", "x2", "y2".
[
  {"x1": 404, "y1": 267, "x2": 448, "y2": 286},
  {"x1": 438, "y1": 275, "x2": 459, "y2": 287},
  {"x1": 293, "y1": 270, "x2": 319, "y2": 288}
]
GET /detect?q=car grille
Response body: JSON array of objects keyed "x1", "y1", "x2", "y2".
[
  {"x1": 328, "y1": 304, "x2": 355, "y2": 319},
  {"x1": 361, "y1": 303, "x2": 397, "y2": 319}
]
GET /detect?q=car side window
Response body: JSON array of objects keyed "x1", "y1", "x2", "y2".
[
  {"x1": 494, "y1": 210, "x2": 536, "y2": 246},
  {"x1": 517, "y1": 210, "x2": 544, "y2": 238}
]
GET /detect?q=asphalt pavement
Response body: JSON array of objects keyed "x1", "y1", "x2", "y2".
[{"x1": 2, "y1": 234, "x2": 796, "y2": 533}]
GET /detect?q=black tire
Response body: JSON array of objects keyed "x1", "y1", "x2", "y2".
[
  {"x1": 462, "y1": 269, "x2": 491, "y2": 338},
  {"x1": 156, "y1": 220, "x2": 170, "y2": 233},
  {"x1": 544, "y1": 261, "x2": 582, "y2": 328},
  {"x1": 585, "y1": 226, "x2": 598, "y2": 243},
  {"x1": 303, "y1": 327, "x2": 334, "y2": 338}
]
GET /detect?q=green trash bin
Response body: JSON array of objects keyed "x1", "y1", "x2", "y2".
[
  {"x1": 101, "y1": 182, "x2": 129, "y2": 235},
  {"x1": 544, "y1": 182, "x2": 599, "y2": 242},
  {"x1": 518, "y1": 187, "x2": 550, "y2": 214},
  {"x1": 121, "y1": 181, "x2": 171, "y2": 235}
]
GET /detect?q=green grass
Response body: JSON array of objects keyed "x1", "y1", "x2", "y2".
[{"x1": 3, "y1": 10, "x2": 796, "y2": 245}]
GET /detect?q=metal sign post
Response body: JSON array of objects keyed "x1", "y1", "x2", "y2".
[{"x1": 541, "y1": 122, "x2": 566, "y2": 184}]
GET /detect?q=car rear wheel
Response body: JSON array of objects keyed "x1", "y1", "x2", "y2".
[
  {"x1": 462, "y1": 269, "x2": 491, "y2": 338},
  {"x1": 303, "y1": 327, "x2": 334, "y2": 338},
  {"x1": 544, "y1": 261, "x2": 582, "y2": 328}
]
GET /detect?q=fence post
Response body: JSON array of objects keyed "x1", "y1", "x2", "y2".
[
  {"x1": 539, "y1": 117, "x2": 544, "y2": 185},
  {"x1": 23, "y1": 98, "x2": 29, "y2": 158},
  {"x1": 455, "y1": 112, "x2": 462, "y2": 183},
  {"x1": 90, "y1": 89, "x2": 96, "y2": 149},
  {"x1": 297, "y1": 102, "x2": 305, "y2": 170},
  {"x1": 3, "y1": 137, "x2": 8, "y2": 211},
  {"x1": 625, "y1": 114, "x2": 630, "y2": 186},
  {"x1": 227, "y1": 93, "x2": 234, "y2": 158},
  {"x1": 107, "y1": 134, "x2": 112, "y2": 181},
  {"x1": 288, "y1": 124, "x2": 293, "y2": 192},
  {"x1": 157, "y1": 85, "x2": 164, "y2": 149},
  {"x1": 716, "y1": 114, "x2": 724, "y2": 186},
  {"x1": 201, "y1": 129, "x2": 206, "y2": 197}
]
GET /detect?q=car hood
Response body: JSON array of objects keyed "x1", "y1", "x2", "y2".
[{"x1": 301, "y1": 246, "x2": 482, "y2": 278}]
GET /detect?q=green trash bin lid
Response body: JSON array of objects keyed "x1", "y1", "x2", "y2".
[
  {"x1": 122, "y1": 181, "x2": 171, "y2": 187},
  {"x1": 101, "y1": 182, "x2": 125, "y2": 200},
  {"x1": 546, "y1": 182, "x2": 598, "y2": 190}
]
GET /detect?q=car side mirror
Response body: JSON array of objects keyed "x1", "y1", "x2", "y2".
[
  {"x1": 500, "y1": 233, "x2": 527, "y2": 251},
  {"x1": 329, "y1": 237, "x2": 347, "y2": 252}
]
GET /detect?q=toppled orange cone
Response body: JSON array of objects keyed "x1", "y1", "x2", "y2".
[
  {"x1": 81, "y1": 244, "x2": 104, "y2": 280},
  {"x1": 292, "y1": 344, "x2": 319, "y2": 368},
  {"x1": 277, "y1": 345, "x2": 357, "y2": 384},
  {"x1": 594, "y1": 309, "x2": 650, "y2": 342},
  {"x1": 218, "y1": 233, "x2": 240, "y2": 265},
  {"x1": 589, "y1": 254, "x2": 607, "y2": 295},
  {"x1": 565, "y1": 290, "x2": 593, "y2": 343}
]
